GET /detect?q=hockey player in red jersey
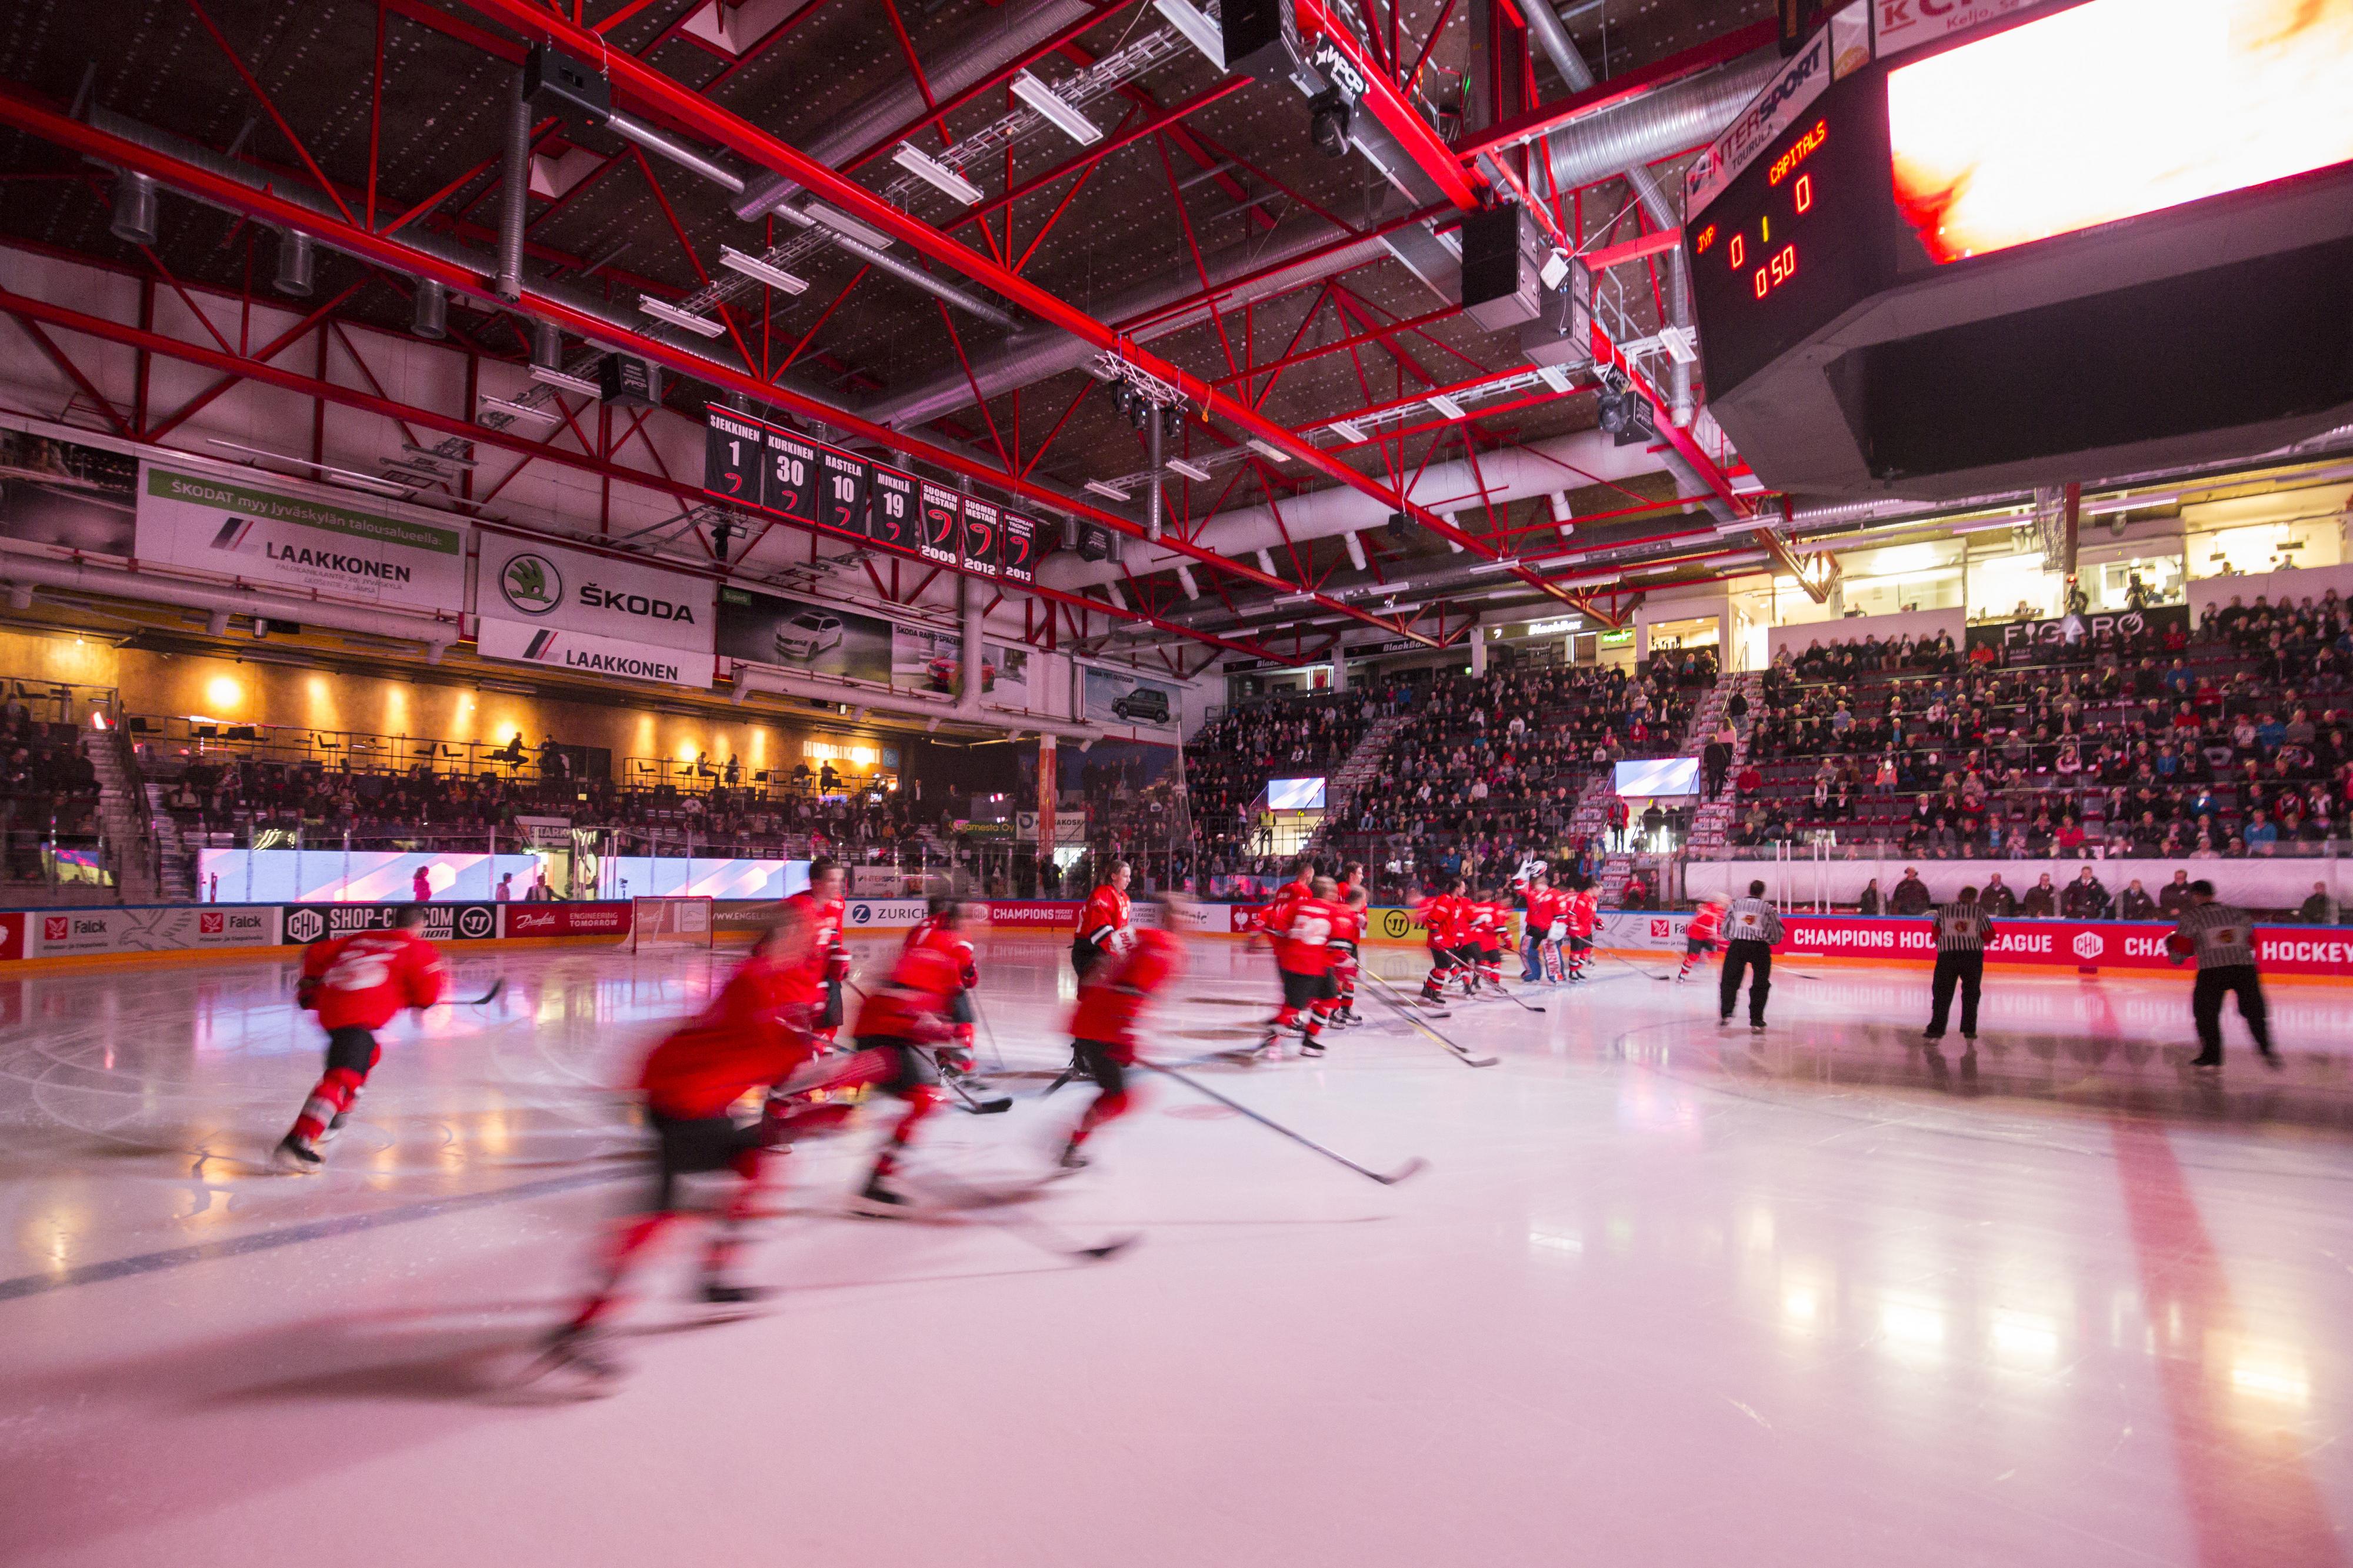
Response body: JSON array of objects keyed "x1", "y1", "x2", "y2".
[
  {"x1": 1329, "y1": 885, "x2": 1368, "y2": 1025},
  {"x1": 903, "y1": 895, "x2": 1005, "y2": 1110},
  {"x1": 540, "y1": 916, "x2": 831, "y2": 1374},
  {"x1": 1417, "y1": 879, "x2": 1468, "y2": 1006},
  {"x1": 1254, "y1": 858, "x2": 1315, "y2": 956},
  {"x1": 274, "y1": 906, "x2": 446, "y2": 1171},
  {"x1": 836, "y1": 903, "x2": 972, "y2": 1213},
  {"x1": 1071, "y1": 860, "x2": 1132, "y2": 983},
  {"x1": 778, "y1": 858, "x2": 848, "y2": 1048},
  {"x1": 1564, "y1": 879, "x2": 1599, "y2": 980},
  {"x1": 1469, "y1": 888, "x2": 1506, "y2": 991},
  {"x1": 1677, "y1": 898, "x2": 1727, "y2": 983},
  {"x1": 1056, "y1": 896, "x2": 1190, "y2": 1170},
  {"x1": 1255, "y1": 875, "x2": 1347, "y2": 1057},
  {"x1": 1518, "y1": 869, "x2": 1557, "y2": 983}
]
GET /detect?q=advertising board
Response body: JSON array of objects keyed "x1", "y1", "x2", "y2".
[
  {"x1": 498, "y1": 903, "x2": 633, "y2": 939},
  {"x1": 281, "y1": 902, "x2": 498, "y2": 945},
  {"x1": 32, "y1": 904, "x2": 282, "y2": 956}
]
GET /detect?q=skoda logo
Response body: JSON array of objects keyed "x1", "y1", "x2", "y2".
[
  {"x1": 852, "y1": 903, "x2": 872, "y2": 924},
  {"x1": 287, "y1": 908, "x2": 324, "y2": 943},
  {"x1": 498, "y1": 552, "x2": 564, "y2": 615},
  {"x1": 458, "y1": 906, "x2": 494, "y2": 939}
]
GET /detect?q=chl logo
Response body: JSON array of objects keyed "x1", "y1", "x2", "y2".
[
  {"x1": 2072, "y1": 930, "x2": 2106, "y2": 960},
  {"x1": 286, "y1": 908, "x2": 326, "y2": 943},
  {"x1": 456, "y1": 906, "x2": 494, "y2": 939}
]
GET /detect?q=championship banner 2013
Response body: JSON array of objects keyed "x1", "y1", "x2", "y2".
[{"x1": 475, "y1": 531, "x2": 716, "y2": 689}]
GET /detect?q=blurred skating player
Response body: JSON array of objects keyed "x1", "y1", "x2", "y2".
[
  {"x1": 2169, "y1": 879, "x2": 2280, "y2": 1072},
  {"x1": 1516, "y1": 868, "x2": 1554, "y2": 983},
  {"x1": 1056, "y1": 895, "x2": 1190, "y2": 1171},
  {"x1": 1469, "y1": 888, "x2": 1505, "y2": 992},
  {"x1": 781, "y1": 857, "x2": 849, "y2": 1050},
  {"x1": 540, "y1": 919, "x2": 834, "y2": 1375},
  {"x1": 1071, "y1": 859, "x2": 1133, "y2": 983},
  {"x1": 1338, "y1": 861, "x2": 1367, "y2": 903},
  {"x1": 904, "y1": 895, "x2": 1006, "y2": 1110},
  {"x1": 1675, "y1": 898, "x2": 1726, "y2": 984},
  {"x1": 1719, "y1": 880, "x2": 1784, "y2": 1032},
  {"x1": 273, "y1": 906, "x2": 446, "y2": 1171},
  {"x1": 1416, "y1": 878, "x2": 1469, "y2": 1007},
  {"x1": 1254, "y1": 874, "x2": 1347, "y2": 1058},
  {"x1": 839, "y1": 902, "x2": 974, "y2": 1212},
  {"x1": 1329, "y1": 885, "x2": 1369, "y2": 1025}
]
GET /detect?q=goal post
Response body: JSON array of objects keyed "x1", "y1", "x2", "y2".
[{"x1": 630, "y1": 895, "x2": 715, "y2": 952}]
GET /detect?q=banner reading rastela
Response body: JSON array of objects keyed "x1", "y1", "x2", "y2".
[{"x1": 136, "y1": 460, "x2": 467, "y2": 613}]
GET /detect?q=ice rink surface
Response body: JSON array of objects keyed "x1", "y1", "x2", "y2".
[{"x1": 5, "y1": 931, "x2": 2352, "y2": 1567}]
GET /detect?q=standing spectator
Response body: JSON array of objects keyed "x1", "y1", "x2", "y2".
[
  {"x1": 2061, "y1": 866, "x2": 2110, "y2": 919},
  {"x1": 1889, "y1": 866, "x2": 1932, "y2": 916},
  {"x1": 2117, "y1": 879, "x2": 2157, "y2": 920},
  {"x1": 412, "y1": 865, "x2": 434, "y2": 903},
  {"x1": 2158, "y1": 869, "x2": 2197, "y2": 915},
  {"x1": 1981, "y1": 872, "x2": 2018, "y2": 916},
  {"x1": 1727, "y1": 686, "x2": 1749, "y2": 728},
  {"x1": 2021, "y1": 873, "x2": 2058, "y2": 917},
  {"x1": 495, "y1": 872, "x2": 514, "y2": 903},
  {"x1": 1702, "y1": 735, "x2": 1731, "y2": 799},
  {"x1": 2298, "y1": 881, "x2": 2335, "y2": 923}
]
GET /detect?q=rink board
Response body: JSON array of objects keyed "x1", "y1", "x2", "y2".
[{"x1": 0, "y1": 901, "x2": 2347, "y2": 981}]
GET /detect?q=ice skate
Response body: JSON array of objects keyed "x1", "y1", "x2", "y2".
[
  {"x1": 851, "y1": 1171, "x2": 917, "y2": 1217},
  {"x1": 528, "y1": 1323, "x2": 622, "y2": 1386},
  {"x1": 699, "y1": 1279, "x2": 774, "y2": 1307},
  {"x1": 272, "y1": 1133, "x2": 322, "y2": 1173}
]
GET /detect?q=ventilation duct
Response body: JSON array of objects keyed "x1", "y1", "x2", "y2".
[
  {"x1": 107, "y1": 169, "x2": 158, "y2": 246},
  {"x1": 494, "y1": 75, "x2": 531, "y2": 303},
  {"x1": 271, "y1": 229, "x2": 315, "y2": 296},
  {"x1": 411, "y1": 278, "x2": 448, "y2": 341}
]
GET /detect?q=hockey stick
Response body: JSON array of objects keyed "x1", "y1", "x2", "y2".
[
  {"x1": 931, "y1": 1053, "x2": 1012, "y2": 1115},
  {"x1": 911, "y1": 1165, "x2": 1140, "y2": 1261},
  {"x1": 1358, "y1": 970, "x2": 1498, "y2": 1066},
  {"x1": 460, "y1": 978, "x2": 506, "y2": 1007},
  {"x1": 1136, "y1": 1057, "x2": 1429, "y2": 1185}
]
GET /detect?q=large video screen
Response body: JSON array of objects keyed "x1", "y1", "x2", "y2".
[
  {"x1": 1888, "y1": 0, "x2": 2353, "y2": 265},
  {"x1": 1267, "y1": 776, "x2": 1328, "y2": 811},
  {"x1": 1615, "y1": 757, "x2": 1699, "y2": 798}
]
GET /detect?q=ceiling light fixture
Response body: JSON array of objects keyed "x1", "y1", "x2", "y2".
[
  {"x1": 202, "y1": 438, "x2": 414, "y2": 496},
  {"x1": 718, "y1": 245, "x2": 809, "y2": 294},
  {"x1": 529, "y1": 363, "x2": 603, "y2": 397},
  {"x1": 1165, "y1": 457, "x2": 1212, "y2": 483},
  {"x1": 639, "y1": 295, "x2": 727, "y2": 338},
  {"x1": 892, "y1": 144, "x2": 985, "y2": 206},
  {"x1": 1083, "y1": 479, "x2": 1132, "y2": 502},
  {"x1": 1153, "y1": 0, "x2": 1228, "y2": 69},
  {"x1": 792, "y1": 203, "x2": 896, "y2": 250},
  {"x1": 1010, "y1": 71, "x2": 1102, "y2": 145},
  {"x1": 478, "y1": 395, "x2": 562, "y2": 423},
  {"x1": 1537, "y1": 364, "x2": 1574, "y2": 393},
  {"x1": 1427, "y1": 393, "x2": 1468, "y2": 420},
  {"x1": 1656, "y1": 325, "x2": 1698, "y2": 365},
  {"x1": 1247, "y1": 439, "x2": 1292, "y2": 463},
  {"x1": 1327, "y1": 418, "x2": 1367, "y2": 442}
]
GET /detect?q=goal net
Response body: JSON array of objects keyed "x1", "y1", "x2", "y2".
[{"x1": 630, "y1": 895, "x2": 715, "y2": 952}]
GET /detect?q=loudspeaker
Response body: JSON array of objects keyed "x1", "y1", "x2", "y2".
[
  {"x1": 598, "y1": 353, "x2": 661, "y2": 408},
  {"x1": 525, "y1": 44, "x2": 611, "y2": 125},
  {"x1": 1459, "y1": 204, "x2": 1545, "y2": 331},
  {"x1": 1221, "y1": 0, "x2": 1297, "y2": 81}
]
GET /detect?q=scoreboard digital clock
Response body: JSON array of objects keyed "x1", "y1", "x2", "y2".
[{"x1": 1685, "y1": 0, "x2": 2353, "y2": 501}]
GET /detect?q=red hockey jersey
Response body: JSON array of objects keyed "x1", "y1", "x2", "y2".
[
  {"x1": 1687, "y1": 902, "x2": 1725, "y2": 943},
  {"x1": 850, "y1": 928, "x2": 965, "y2": 1041},
  {"x1": 1068, "y1": 926, "x2": 1186, "y2": 1052},
  {"x1": 903, "y1": 913, "x2": 978, "y2": 989},
  {"x1": 1417, "y1": 892, "x2": 1464, "y2": 948},
  {"x1": 638, "y1": 952, "x2": 812, "y2": 1119},
  {"x1": 1272, "y1": 893, "x2": 1348, "y2": 976},
  {"x1": 299, "y1": 929, "x2": 445, "y2": 1031},
  {"x1": 1074, "y1": 884, "x2": 1132, "y2": 946},
  {"x1": 776, "y1": 889, "x2": 846, "y2": 1006}
]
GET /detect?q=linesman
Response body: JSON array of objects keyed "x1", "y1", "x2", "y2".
[
  {"x1": 1924, "y1": 885, "x2": 1995, "y2": 1046},
  {"x1": 2169, "y1": 880, "x2": 2279, "y2": 1072},
  {"x1": 1718, "y1": 880, "x2": 1784, "y2": 1033}
]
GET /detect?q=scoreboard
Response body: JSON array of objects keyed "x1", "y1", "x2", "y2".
[
  {"x1": 1685, "y1": 0, "x2": 2353, "y2": 500},
  {"x1": 701, "y1": 408, "x2": 1051, "y2": 582}
]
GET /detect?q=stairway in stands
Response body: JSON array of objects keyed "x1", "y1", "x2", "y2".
[
  {"x1": 1684, "y1": 670, "x2": 1761, "y2": 858},
  {"x1": 80, "y1": 729, "x2": 155, "y2": 903},
  {"x1": 1305, "y1": 713, "x2": 1404, "y2": 856},
  {"x1": 1566, "y1": 669, "x2": 1745, "y2": 902}
]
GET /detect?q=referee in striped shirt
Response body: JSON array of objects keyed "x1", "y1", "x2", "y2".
[
  {"x1": 1924, "y1": 886, "x2": 1995, "y2": 1045},
  {"x1": 2171, "y1": 881, "x2": 2279, "y2": 1070},
  {"x1": 1718, "y1": 880, "x2": 1784, "y2": 1033}
]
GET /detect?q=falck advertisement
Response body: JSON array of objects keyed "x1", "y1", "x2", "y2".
[
  {"x1": 475, "y1": 532, "x2": 717, "y2": 689},
  {"x1": 136, "y1": 461, "x2": 468, "y2": 613}
]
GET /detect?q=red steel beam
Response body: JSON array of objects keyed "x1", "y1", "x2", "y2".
[
  {"x1": 0, "y1": 86, "x2": 1427, "y2": 649},
  {"x1": 442, "y1": 1, "x2": 1541, "y2": 618},
  {"x1": 1458, "y1": 19, "x2": 1776, "y2": 161},
  {"x1": 0, "y1": 279, "x2": 1290, "y2": 665},
  {"x1": 1290, "y1": 0, "x2": 1484, "y2": 212},
  {"x1": 1582, "y1": 226, "x2": 1681, "y2": 269}
]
